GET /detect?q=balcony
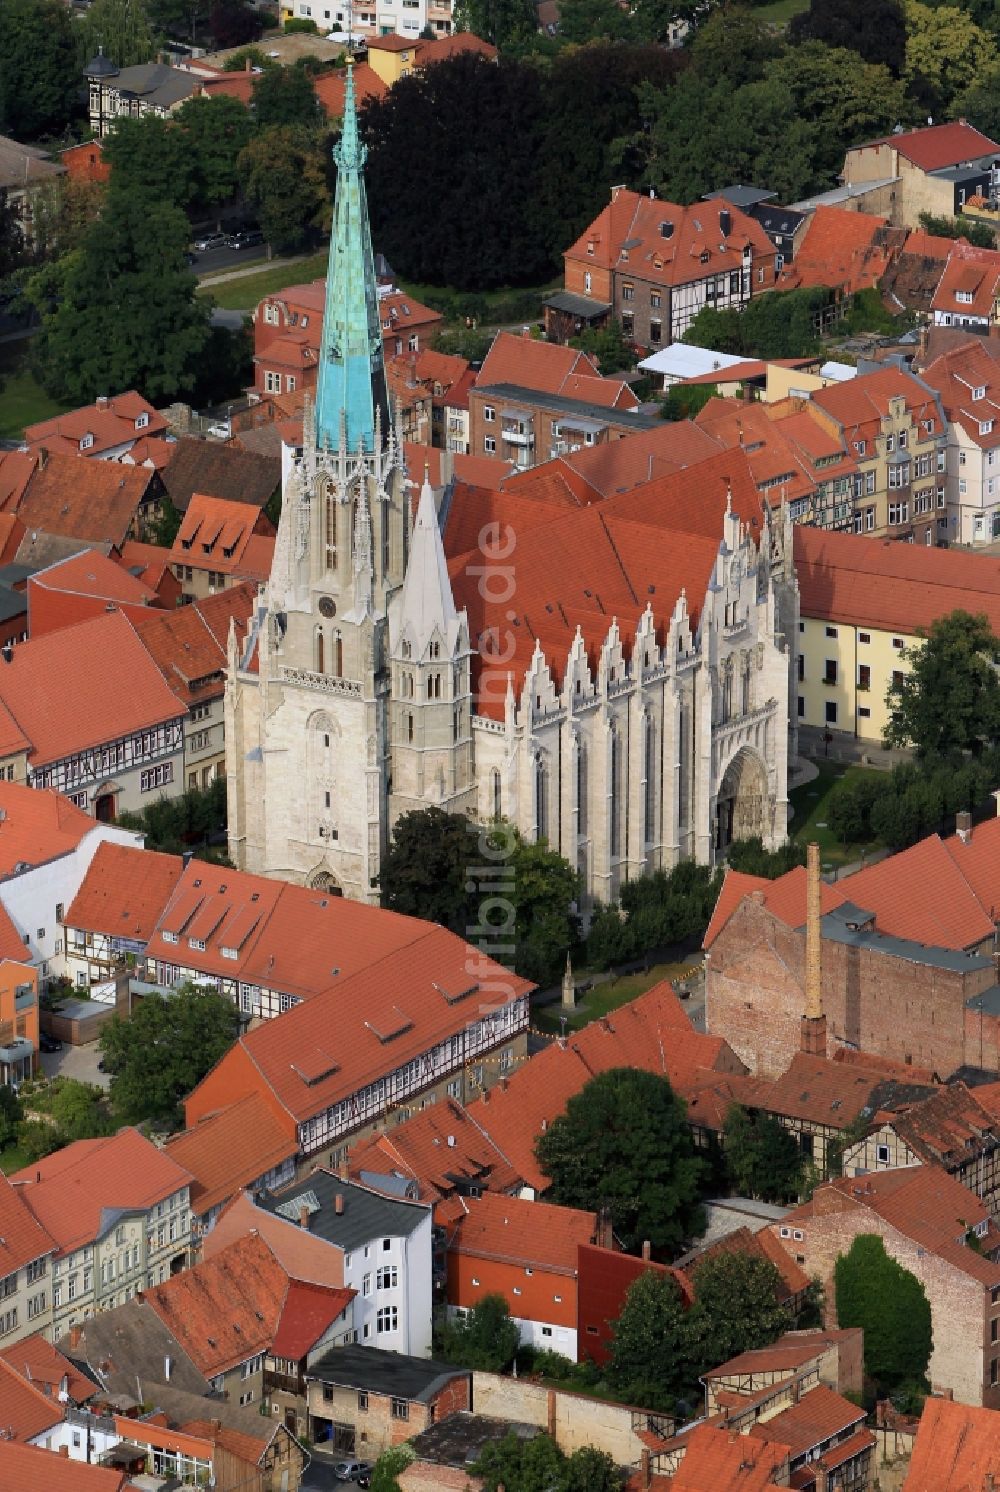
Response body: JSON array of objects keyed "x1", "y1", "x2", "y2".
[
  {"x1": 281, "y1": 666, "x2": 361, "y2": 698},
  {"x1": 502, "y1": 426, "x2": 533, "y2": 448}
]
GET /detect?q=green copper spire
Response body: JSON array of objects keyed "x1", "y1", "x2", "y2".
[{"x1": 315, "y1": 60, "x2": 389, "y2": 454}]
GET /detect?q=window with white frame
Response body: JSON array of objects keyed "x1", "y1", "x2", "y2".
[{"x1": 377, "y1": 1306, "x2": 398, "y2": 1332}]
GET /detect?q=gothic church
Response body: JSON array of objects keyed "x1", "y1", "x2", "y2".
[{"x1": 225, "y1": 66, "x2": 799, "y2": 904}]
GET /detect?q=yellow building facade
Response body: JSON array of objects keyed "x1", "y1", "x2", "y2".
[{"x1": 796, "y1": 614, "x2": 916, "y2": 744}]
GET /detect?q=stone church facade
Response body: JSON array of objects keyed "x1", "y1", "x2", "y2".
[{"x1": 225, "y1": 66, "x2": 799, "y2": 905}]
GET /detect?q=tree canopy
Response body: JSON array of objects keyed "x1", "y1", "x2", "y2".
[
  {"x1": 835, "y1": 1234, "x2": 932, "y2": 1391},
  {"x1": 607, "y1": 1269, "x2": 689, "y2": 1409},
  {"x1": 535, "y1": 1068, "x2": 705, "y2": 1253},
  {"x1": 789, "y1": 0, "x2": 907, "y2": 74},
  {"x1": 904, "y1": 0, "x2": 998, "y2": 113},
  {"x1": 80, "y1": 0, "x2": 155, "y2": 67},
  {"x1": 99, "y1": 981, "x2": 239, "y2": 1125},
  {"x1": 238, "y1": 125, "x2": 331, "y2": 252},
  {"x1": 883, "y1": 610, "x2": 1000, "y2": 760},
  {"x1": 722, "y1": 1104, "x2": 804, "y2": 1202},
  {"x1": 436, "y1": 1294, "x2": 521, "y2": 1372},
  {"x1": 475, "y1": 1432, "x2": 623, "y2": 1492},
  {"x1": 682, "y1": 287, "x2": 828, "y2": 360},
  {"x1": 0, "y1": 0, "x2": 81, "y2": 140},
  {"x1": 252, "y1": 64, "x2": 323, "y2": 128}
]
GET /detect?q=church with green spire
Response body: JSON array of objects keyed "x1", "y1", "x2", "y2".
[{"x1": 224, "y1": 61, "x2": 474, "y2": 902}]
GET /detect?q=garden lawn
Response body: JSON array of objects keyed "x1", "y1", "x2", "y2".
[
  {"x1": 533, "y1": 958, "x2": 701, "y2": 1034},
  {"x1": 789, "y1": 762, "x2": 884, "y2": 869},
  {"x1": 0, "y1": 343, "x2": 71, "y2": 441},
  {"x1": 201, "y1": 251, "x2": 329, "y2": 311},
  {"x1": 754, "y1": 0, "x2": 808, "y2": 22},
  {"x1": 0, "y1": 1141, "x2": 29, "y2": 1175}
]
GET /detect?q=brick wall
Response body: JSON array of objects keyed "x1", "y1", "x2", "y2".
[
  {"x1": 768, "y1": 1199, "x2": 996, "y2": 1407},
  {"x1": 471, "y1": 1372, "x2": 670, "y2": 1462},
  {"x1": 448, "y1": 1253, "x2": 578, "y2": 1330},
  {"x1": 707, "y1": 897, "x2": 994, "y2": 1080}
]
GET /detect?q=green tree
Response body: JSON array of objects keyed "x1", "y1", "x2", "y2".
[
  {"x1": 725, "y1": 837, "x2": 807, "y2": 878},
  {"x1": 918, "y1": 210, "x2": 996, "y2": 249},
  {"x1": 370, "y1": 1447, "x2": 414, "y2": 1492},
  {"x1": 0, "y1": 191, "x2": 25, "y2": 280},
  {"x1": 176, "y1": 94, "x2": 254, "y2": 211},
  {"x1": 238, "y1": 125, "x2": 330, "y2": 252},
  {"x1": 16, "y1": 1079, "x2": 111, "y2": 1162},
  {"x1": 475, "y1": 1432, "x2": 622, "y2": 1492},
  {"x1": 569, "y1": 318, "x2": 634, "y2": 374},
  {"x1": 684, "y1": 1250, "x2": 792, "y2": 1373},
  {"x1": 557, "y1": 0, "x2": 631, "y2": 42},
  {"x1": 81, "y1": 0, "x2": 156, "y2": 65},
  {"x1": 661, "y1": 382, "x2": 719, "y2": 421},
  {"x1": 453, "y1": 0, "x2": 536, "y2": 47},
  {"x1": 827, "y1": 773, "x2": 884, "y2": 846},
  {"x1": 904, "y1": 0, "x2": 998, "y2": 113},
  {"x1": 209, "y1": 0, "x2": 263, "y2": 46},
  {"x1": 0, "y1": 0, "x2": 81, "y2": 140},
  {"x1": 789, "y1": 0, "x2": 906, "y2": 73},
  {"x1": 251, "y1": 64, "x2": 322, "y2": 128},
  {"x1": 99, "y1": 981, "x2": 239, "y2": 1125},
  {"x1": 835, "y1": 1234, "x2": 932, "y2": 1391},
  {"x1": 102, "y1": 114, "x2": 196, "y2": 209},
  {"x1": 223, "y1": 44, "x2": 277, "y2": 69},
  {"x1": 722, "y1": 1104, "x2": 803, "y2": 1202},
  {"x1": 28, "y1": 188, "x2": 210, "y2": 403},
  {"x1": 536, "y1": 1068, "x2": 705, "y2": 1253},
  {"x1": 0, "y1": 1086, "x2": 22, "y2": 1149},
  {"x1": 508, "y1": 835, "x2": 580, "y2": 987},
  {"x1": 951, "y1": 66, "x2": 1000, "y2": 140},
  {"x1": 116, "y1": 777, "x2": 226, "y2": 855},
  {"x1": 437, "y1": 1293, "x2": 521, "y2": 1371},
  {"x1": 28, "y1": 178, "x2": 106, "y2": 262},
  {"x1": 883, "y1": 610, "x2": 1000, "y2": 759},
  {"x1": 607, "y1": 1268, "x2": 688, "y2": 1408},
  {"x1": 379, "y1": 806, "x2": 478, "y2": 932},
  {"x1": 284, "y1": 12, "x2": 319, "y2": 27}
]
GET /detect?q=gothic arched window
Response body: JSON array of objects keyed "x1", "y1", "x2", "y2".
[
  {"x1": 535, "y1": 756, "x2": 548, "y2": 844},
  {"x1": 333, "y1": 632, "x2": 343, "y2": 678},
  {"x1": 609, "y1": 725, "x2": 621, "y2": 858},
  {"x1": 314, "y1": 627, "x2": 324, "y2": 675},
  {"x1": 644, "y1": 714, "x2": 656, "y2": 845},
  {"x1": 491, "y1": 768, "x2": 502, "y2": 820}
]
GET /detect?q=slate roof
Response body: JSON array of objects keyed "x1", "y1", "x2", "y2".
[
  {"x1": 161, "y1": 437, "x2": 280, "y2": 513},
  {"x1": 258, "y1": 1171, "x2": 429, "y2": 1249},
  {"x1": 306, "y1": 1343, "x2": 467, "y2": 1402}
]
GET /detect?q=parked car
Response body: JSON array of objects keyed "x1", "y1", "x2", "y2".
[
  {"x1": 206, "y1": 421, "x2": 231, "y2": 439},
  {"x1": 226, "y1": 228, "x2": 264, "y2": 250},
  {"x1": 38, "y1": 1032, "x2": 62, "y2": 1054},
  {"x1": 354, "y1": 1468, "x2": 372, "y2": 1487},
  {"x1": 332, "y1": 1463, "x2": 365, "y2": 1482},
  {"x1": 192, "y1": 232, "x2": 228, "y2": 252}
]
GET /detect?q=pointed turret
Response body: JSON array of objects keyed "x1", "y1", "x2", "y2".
[
  {"x1": 314, "y1": 59, "x2": 389, "y2": 455},
  {"x1": 395, "y1": 471, "x2": 458, "y2": 655}
]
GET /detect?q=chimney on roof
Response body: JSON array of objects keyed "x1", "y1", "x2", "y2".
[
  {"x1": 245, "y1": 55, "x2": 252, "y2": 71},
  {"x1": 339, "y1": 1153, "x2": 349, "y2": 1182},
  {"x1": 641, "y1": 1240, "x2": 651, "y2": 1261},
  {"x1": 640, "y1": 1450, "x2": 651, "y2": 1492},
  {"x1": 299, "y1": 1204, "x2": 311, "y2": 1230},
  {"x1": 801, "y1": 841, "x2": 827, "y2": 1058},
  {"x1": 334, "y1": 1194, "x2": 344, "y2": 1216},
  {"x1": 68, "y1": 1325, "x2": 82, "y2": 1351},
  {"x1": 482, "y1": 1088, "x2": 490, "y2": 1106},
  {"x1": 96, "y1": 396, "x2": 109, "y2": 410},
  {"x1": 957, "y1": 809, "x2": 973, "y2": 843},
  {"x1": 597, "y1": 1206, "x2": 613, "y2": 1251},
  {"x1": 36, "y1": 448, "x2": 48, "y2": 471}
]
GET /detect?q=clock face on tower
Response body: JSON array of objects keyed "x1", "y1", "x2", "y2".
[{"x1": 318, "y1": 596, "x2": 337, "y2": 618}]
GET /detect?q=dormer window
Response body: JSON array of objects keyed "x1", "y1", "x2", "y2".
[
  {"x1": 188, "y1": 937, "x2": 206, "y2": 951},
  {"x1": 981, "y1": 420, "x2": 994, "y2": 435},
  {"x1": 587, "y1": 240, "x2": 595, "y2": 256},
  {"x1": 135, "y1": 412, "x2": 149, "y2": 430},
  {"x1": 80, "y1": 434, "x2": 94, "y2": 450},
  {"x1": 975, "y1": 385, "x2": 987, "y2": 400},
  {"x1": 221, "y1": 946, "x2": 238, "y2": 960},
  {"x1": 956, "y1": 290, "x2": 975, "y2": 305}
]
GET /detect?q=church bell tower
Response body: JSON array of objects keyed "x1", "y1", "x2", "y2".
[{"x1": 235, "y1": 61, "x2": 408, "y2": 902}]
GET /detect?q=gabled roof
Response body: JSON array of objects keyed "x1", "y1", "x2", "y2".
[
  {"x1": 13, "y1": 452, "x2": 157, "y2": 548},
  {"x1": 891, "y1": 1082, "x2": 999, "y2": 1165},
  {"x1": 705, "y1": 1328, "x2": 859, "y2": 1382},
  {"x1": 0, "y1": 1441, "x2": 125, "y2": 1491},
  {"x1": 204, "y1": 1191, "x2": 348, "y2": 1284},
  {"x1": 0, "y1": 783, "x2": 99, "y2": 878},
  {"x1": 565, "y1": 188, "x2": 774, "y2": 290},
  {"x1": 24, "y1": 394, "x2": 167, "y2": 457},
  {"x1": 161, "y1": 437, "x2": 280, "y2": 514},
  {"x1": 0, "y1": 1333, "x2": 98, "y2": 1406},
  {"x1": 170, "y1": 492, "x2": 274, "y2": 580},
  {"x1": 0, "y1": 610, "x2": 184, "y2": 767},
  {"x1": 313, "y1": 61, "x2": 386, "y2": 119},
  {"x1": 134, "y1": 582, "x2": 255, "y2": 707},
  {"x1": 922, "y1": 338, "x2": 1000, "y2": 452},
  {"x1": 0, "y1": 1174, "x2": 54, "y2": 1278},
  {"x1": 904, "y1": 1396, "x2": 1000, "y2": 1490},
  {"x1": 64, "y1": 841, "x2": 184, "y2": 941},
  {"x1": 779, "y1": 207, "x2": 905, "y2": 295},
  {"x1": 0, "y1": 1355, "x2": 65, "y2": 1441},
  {"x1": 670, "y1": 1423, "x2": 789, "y2": 1491},
  {"x1": 810, "y1": 365, "x2": 943, "y2": 438},
  {"x1": 12, "y1": 1128, "x2": 193, "y2": 1258},
  {"x1": 447, "y1": 1192, "x2": 596, "y2": 1274},
  {"x1": 679, "y1": 1224, "x2": 810, "y2": 1306},
  {"x1": 30, "y1": 548, "x2": 158, "y2": 608},
  {"x1": 747, "y1": 1383, "x2": 866, "y2": 1460},
  {"x1": 270, "y1": 1279, "x2": 355, "y2": 1359},
  {"x1": 753, "y1": 1051, "x2": 933, "y2": 1131},
  {"x1": 931, "y1": 240, "x2": 1000, "y2": 320},
  {"x1": 164, "y1": 1093, "x2": 298, "y2": 1220},
  {"x1": 871, "y1": 121, "x2": 1000, "y2": 172}
]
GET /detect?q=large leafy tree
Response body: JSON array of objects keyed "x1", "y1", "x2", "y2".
[
  {"x1": 475, "y1": 1432, "x2": 622, "y2": 1492},
  {"x1": 607, "y1": 1269, "x2": 689, "y2": 1408},
  {"x1": 80, "y1": 0, "x2": 156, "y2": 67},
  {"x1": 883, "y1": 610, "x2": 1000, "y2": 760},
  {"x1": 175, "y1": 94, "x2": 253, "y2": 211},
  {"x1": 790, "y1": 0, "x2": 907, "y2": 74},
  {"x1": 722, "y1": 1104, "x2": 803, "y2": 1203},
  {"x1": 102, "y1": 114, "x2": 196, "y2": 208},
  {"x1": 436, "y1": 1294, "x2": 521, "y2": 1371},
  {"x1": 904, "y1": 0, "x2": 998, "y2": 114},
  {"x1": 835, "y1": 1234, "x2": 932, "y2": 1391},
  {"x1": 684, "y1": 1251, "x2": 793, "y2": 1373},
  {"x1": 0, "y1": 190, "x2": 25, "y2": 280},
  {"x1": 0, "y1": 0, "x2": 81, "y2": 140},
  {"x1": 238, "y1": 125, "x2": 331, "y2": 252},
  {"x1": 28, "y1": 185, "x2": 210, "y2": 402},
  {"x1": 251, "y1": 64, "x2": 323, "y2": 128},
  {"x1": 363, "y1": 54, "x2": 551, "y2": 288},
  {"x1": 535, "y1": 1068, "x2": 705, "y2": 1253},
  {"x1": 209, "y1": 0, "x2": 263, "y2": 46},
  {"x1": 379, "y1": 805, "x2": 479, "y2": 933},
  {"x1": 505, "y1": 836, "x2": 579, "y2": 987},
  {"x1": 100, "y1": 981, "x2": 239, "y2": 1125},
  {"x1": 452, "y1": 0, "x2": 536, "y2": 47}
]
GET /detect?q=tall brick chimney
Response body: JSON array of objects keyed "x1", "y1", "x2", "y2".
[{"x1": 801, "y1": 841, "x2": 827, "y2": 1058}]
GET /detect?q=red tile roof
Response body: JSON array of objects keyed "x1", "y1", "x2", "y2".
[
  {"x1": 24, "y1": 393, "x2": 167, "y2": 457},
  {"x1": 892, "y1": 1081, "x2": 999, "y2": 1165},
  {"x1": 795, "y1": 516, "x2": 1000, "y2": 633},
  {"x1": 476, "y1": 331, "x2": 635, "y2": 407},
  {"x1": 904, "y1": 1395, "x2": 1000, "y2": 1490},
  {"x1": 706, "y1": 1329, "x2": 858, "y2": 1382},
  {"x1": 779, "y1": 207, "x2": 905, "y2": 295},
  {"x1": 566, "y1": 189, "x2": 775, "y2": 293},
  {"x1": 0, "y1": 784, "x2": 99, "y2": 878},
  {"x1": 682, "y1": 1224, "x2": 810, "y2": 1306},
  {"x1": 404, "y1": 446, "x2": 516, "y2": 493},
  {"x1": 811, "y1": 366, "x2": 943, "y2": 441},
  {"x1": 752, "y1": 1051, "x2": 931, "y2": 1130},
  {"x1": 879, "y1": 121, "x2": 1000, "y2": 172},
  {"x1": 0, "y1": 1333, "x2": 97, "y2": 1406},
  {"x1": 0, "y1": 1355, "x2": 65, "y2": 1441},
  {"x1": 0, "y1": 1174, "x2": 54, "y2": 1278},
  {"x1": 922, "y1": 338, "x2": 1000, "y2": 453},
  {"x1": 447, "y1": 1193, "x2": 597, "y2": 1274},
  {"x1": 671, "y1": 1423, "x2": 790, "y2": 1491},
  {"x1": 64, "y1": 841, "x2": 183, "y2": 941},
  {"x1": 414, "y1": 32, "x2": 497, "y2": 62},
  {"x1": 313, "y1": 61, "x2": 386, "y2": 119},
  {"x1": 0, "y1": 1441, "x2": 125, "y2": 1490},
  {"x1": 748, "y1": 1384, "x2": 866, "y2": 1460},
  {"x1": 11, "y1": 1128, "x2": 193, "y2": 1258},
  {"x1": 30, "y1": 548, "x2": 158, "y2": 608},
  {"x1": 0, "y1": 610, "x2": 185, "y2": 768},
  {"x1": 13, "y1": 452, "x2": 157, "y2": 547},
  {"x1": 512, "y1": 421, "x2": 722, "y2": 501},
  {"x1": 270, "y1": 1278, "x2": 354, "y2": 1359},
  {"x1": 171, "y1": 492, "x2": 275, "y2": 581},
  {"x1": 931, "y1": 240, "x2": 1000, "y2": 320},
  {"x1": 134, "y1": 582, "x2": 255, "y2": 708},
  {"x1": 204, "y1": 1191, "x2": 347, "y2": 1285},
  {"x1": 164, "y1": 1093, "x2": 298, "y2": 1220}
]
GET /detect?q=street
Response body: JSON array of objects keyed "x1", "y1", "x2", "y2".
[{"x1": 192, "y1": 240, "x2": 270, "y2": 278}]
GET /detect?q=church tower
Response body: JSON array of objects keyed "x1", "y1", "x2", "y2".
[{"x1": 226, "y1": 62, "x2": 408, "y2": 902}]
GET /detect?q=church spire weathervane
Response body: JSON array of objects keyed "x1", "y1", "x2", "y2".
[{"x1": 314, "y1": 58, "x2": 390, "y2": 456}]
